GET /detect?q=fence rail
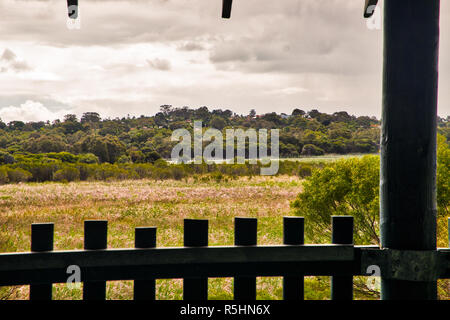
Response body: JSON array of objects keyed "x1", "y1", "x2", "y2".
[{"x1": 0, "y1": 217, "x2": 449, "y2": 300}]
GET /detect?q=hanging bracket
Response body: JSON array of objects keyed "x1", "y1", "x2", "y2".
[
  {"x1": 364, "y1": 0, "x2": 379, "y2": 18},
  {"x1": 67, "y1": 0, "x2": 79, "y2": 19},
  {"x1": 222, "y1": 0, "x2": 233, "y2": 19}
]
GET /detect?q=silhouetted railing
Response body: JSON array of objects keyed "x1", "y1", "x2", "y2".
[{"x1": 0, "y1": 217, "x2": 449, "y2": 300}]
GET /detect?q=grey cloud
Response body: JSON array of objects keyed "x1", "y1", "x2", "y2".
[
  {"x1": 177, "y1": 42, "x2": 205, "y2": 51},
  {"x1": 209, "y1": 43, "x2": 252, "y2": 63},
  {"x1": 0, "y1": 48, "x2": 32, "y2": 73},
  {"x1": 147, "y1": 58, "x2": 171, "y2": 71},
  {"x1": 1, "y1": 48, "x2": 16, "y2": 61}
]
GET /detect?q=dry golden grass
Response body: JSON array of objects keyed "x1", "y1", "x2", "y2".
[
  {"x1": 1, "y1": 177, "x2": 447, "y2": 300},
  {"x1": 1, "y1": 176, "x2": 314, "y2": 300}
]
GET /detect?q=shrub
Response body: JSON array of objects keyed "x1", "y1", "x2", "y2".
[
  {"x1": 145, "y1": 151, "x2": 162, "y2": 163},
  {"x1": 77, "y1": 164, "x2": 91, "y2": 180},
  {"x1": 0, "y1": 168, "x2": 9, "y2": 184},
  {"x1": 292, "y1": 155, "x2": 380, "y2": 245},
  {"x1": 46, "y1": 152, "x2": 78, "y2": 163},
  {"x1": 53, "y1": 167, "x2": 80, "y2": 182},
  {"x1": 297, "y1": 164, "x2": 313, "y2": 178},
  {"x1": 152, "y1": 167, "x2": 172, "y2": 180},
  {"x1": 301, "y1": 144, "x2": 325, "y2": 156},
  {"x1": 6, "y1": 168, "x2": 32, "y2": 183},
  {"x1": 78, "y1": 153, "x2": 99, "y2": 164},
  {"x1": 171, "y1": 166, "x2": 186, "y2": 180},
  {"x1": 117, "y1": 155, "x2": 132, "y2": 164},
  {"x1": 132, "y1": 164, "x2": 154, "y2": 179},
  {"x1": 211, "y1": 171, "x2": 224, "y2": 183},
  {"x1": 20, "y1": 161, "x2": 59, "y2": 182},
  {"x1": 0, "y1": 150, "x2": 15, "y2": 164}
]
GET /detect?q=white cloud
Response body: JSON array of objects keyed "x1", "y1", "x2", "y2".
[
  {"x1": 0, "y1": 100, "x2": 72, "y2": 123},
  {"x1": 0, "y1": 48, "x2": 31, "y2": 73}
]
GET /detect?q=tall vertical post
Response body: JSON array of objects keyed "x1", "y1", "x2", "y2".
[
  {"x1": 234, "y1": 217, "x2": 257, "y2": 300},
  {"x1": 331, "y1": 216, "x2": 354, "y2": 300},
  {"x1": 381, "y1": 0, "x2": 440, "y2": 299},
  {"x1": 183, "y1": 219, "x2": 209, "y2": 300},
  {"x1": 283, "y1": 217, "x2": 304, "y2": 300},
  {"x1": 83, "y1": 220, "x2": 108, "y2": 300},
  {"x1": 134, "y1": 227, "x2": 157, "y2": 300},
  {"x1": 30, "y1": 223, "x2": 54, "y2": 300}
]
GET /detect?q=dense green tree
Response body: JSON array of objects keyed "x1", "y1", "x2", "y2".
[
  {"x1": 209, "y1": 116, "x2": 227, "y2": 130},
  {"x1": 81, "y1": 112, "x2": 101, "y2": 123},
  {"x1": 301, "y1": 144, "x2": 325, "y2": 156},
  {"x1": 75, "y1": 135, "x2": 125, "y2": 163},
  {"x1": 24, "y1": 135, "x2": 68, "y2": 153},
  {"x1": 292, "y1": 109, "x2": 305, "y2": 117},
  {"x1": 0, "y1": 150, "x2": 15, "y2": 164}
]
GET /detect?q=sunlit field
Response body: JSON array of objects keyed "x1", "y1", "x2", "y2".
[
  {"x1": 1, "y1": 174, "x2": 448, "y2": 300},
  {"x1": 1, "y1": 176, "x2": 334, "y2": 300}
]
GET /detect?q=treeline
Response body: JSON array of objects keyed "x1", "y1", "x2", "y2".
[
  {"x1": 0, "y1": 106, "x2": 448, "y2": 165},
  {"x1": 0, "y1": 106, "x2": 384, "y2": 162},
  {"x1": 0, "y1": 151, "x2": 321, "y2": 184}
]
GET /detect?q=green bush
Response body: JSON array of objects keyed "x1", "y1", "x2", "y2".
[
  {"x1": 117, "y1": 155, "x2": 132, "y2": 164},
  {"x1": 78, "y1": 153, "x2": 99, "y2": 164},
  {"x1": 0, "y1": 168, "x2": 9, "y2": 184},
  {"x1": 53, "y1": 167, "x2": 80, "y2": 182},
  {"x1": 291, "y1": 155, "x2": 380, "y2": 245},
  {"x1": 46, "y1": 152, "x2": 78, "y2": 163},
  {"x1": 6, "y1": 168, "x2": 32, "y2": 183},
  {"x1": 19, "y1": 161, "x2": 59, "y2": 182},
  {"x1": 297, "y1": 164, "x2": 313, "y2": 178},
  {"x1": 0, "y1": 150, "x2": 15, "y2": 164},
  {"x1": 145, "y1": 151, "x2": 162, "y2": 163},
  {"x1": 170, "y1": 166, "x2": 184, "y2": 180},
  {"x1": 301, "y1": 144, "x2": 325, "y2": 156}
]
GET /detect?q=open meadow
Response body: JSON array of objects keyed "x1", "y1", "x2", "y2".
[{"x1": 0, "y1": 176, "x2": 341, "y2": 300}]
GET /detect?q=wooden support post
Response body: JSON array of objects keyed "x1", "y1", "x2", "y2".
[
  {"x1": 283, "y1": 217, "x2": 304, "y2": 300},
  {"x1": 381, "y1": 0, "x2": 440, "y2": 300},
  {"x1": 83, "y1": 220, "x2": 107, "y2": 300},
  {"x1": 134, "y1": 227, "x2": 157, "y2": 300},
  {"x1": 30, "y1": 223, "x2": 54, "y2": 300},
  {"x1": 183, "y1": 219, "x2": 208, "y2": 300},
  {"x1": 234, "y1": 217, "x2": 257, "y2": 300},
  {"x1": 331, "y1": 216, "x2": 353, "y2": 300}
]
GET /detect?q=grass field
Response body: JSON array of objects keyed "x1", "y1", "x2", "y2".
[
  {"x1": 1, "y1": 176, "x2": 338, "y2": 300},
  {"x1": 278, "y1": 153, "x2": 377, "y2": 162},
  {"x1": 1, "y1": 176, "x2": 447, "y2": 300}
]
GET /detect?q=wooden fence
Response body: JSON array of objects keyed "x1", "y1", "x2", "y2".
[{"x1": 0, "y1": 216, "x2": 449, "y2": 300}]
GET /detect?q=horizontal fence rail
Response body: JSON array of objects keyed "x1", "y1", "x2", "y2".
[{"x1": 0, "y1": 217, "x2": 448, "y2": 300}]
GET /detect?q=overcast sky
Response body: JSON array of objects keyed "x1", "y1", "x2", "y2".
[{"x1": 0, "y1": 0, "x2": 448, "y2": 123}]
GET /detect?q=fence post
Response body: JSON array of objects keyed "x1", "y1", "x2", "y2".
[
  {"x1": 331, "y1": 216, "x2": 353, "y2": 300},
  {"x1": 30, "y1": 223, "x2": 54, "y2": 300},
  {"x1": 234, "y1": 217, "x2": 257, "y2": 300},
  {"x1": 83, "y1": 220, "x2": 107, "y2": 300},
  {"x1": 283, "y1": 217, "x2": 304, "y2": 300},
  {"x1": 183, "y1": 219, "x2": 208, "y2": 300},
  {"x1": 134, "y1": 227, "x2": 157, "y2": 300},
  {"x1": 380, "y1": 0, "x2": 440, "y2": 300}
]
